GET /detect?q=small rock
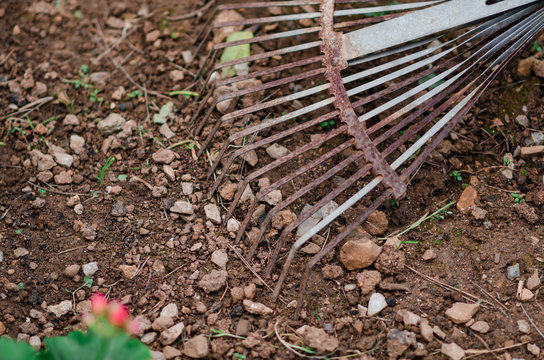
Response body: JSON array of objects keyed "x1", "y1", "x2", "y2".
[
  {"x1": 81, "y1": 223, "x2": 96, "y2": 241},
  {"x1": 29, "y1": 335, "x2": 41, "y2": 350},
  {"x1": 518, "y1": 319, "x2": 531, "y2": 334},
  {"x1": 441, "y1": 342, "x2": 465, "y2": 360},
  {"x1": 271, "y1": 210, "x2": 296, "y2": 230},
  {"x1": 181, "y1": 182, "x2": 193, "y2": 195},
  {"x1": 470, "y1": 321, "x2": 490, "y2": 333},
  {"x1": 387, "y1": 329, "x2": 416, "y2": 359},
  {"x1": 111, "y1": 201, "x2": 127, "y2": 217},
  {"x1": 159, "y1": 124, "x2": 175, "y2": 139},
  {"x1": 340, "y1": 237, "x2": 381, "y2": 271},
  {"x1": 445, "y1": 302, "x2": 479, "y2": 324},
  {"x1": 420, "y1": 321, "x2": 434, "y2": 342},
  {"x1": 198, "y1": 270, "x2": 228, "y2": 293},
  {"x1": 152, "y1": 148, "x2": 175, "y2": 164},
  {"x1": 456, "y1": 185, "x2": 478, "y2": 214},
  {"x1": 244, "y1": 283, "x2": 256, "y2": 299},
  {"x1": 433, "y1": 326, "x2": 446, "y2": 339},
  {"x1": 214, "y1": 85, "x2": 238, "y2": 114},
  {"x1": 151, "y1": 351, "x2": 165, "y2": 360},
  {"x1": 152, "y1": 186, "x2": 168, "y2": 198},
  {"x1": 322, "y1": 264, "x2": 344, "y2": 279},
  {"x1": 422, "y1": 249, "x2": 436, "y2": 261},
  {"x1": 146, "y1": 30, "x2": 161, "y2": 43},
  {"x1": 170, "y1": 200, "x2": 194, "y2": 215},
  {"x1": 262, "y1": 189, "x2": 282, "y2": 206},
  {"x1": 367, "y1": 293, "x2": 387, "y2": 316},
  {"x1": 82, "y1": 262, "x2": 98, "y2": 276},
  {"x1": 507, "y1": 263, "x2": 520, "y2": 280},
  {"x1": 298, "y1": 326, "x2": 338, "y2": 353},
  {"x1": 301, "y1": 242, "x2": 320, "y2": 254},
  {"x1": 163, "y1": 346, "x2": 181, "y2": 359},
  {"x1": 160, "y1": 303, "x2": 178, "y2": 319},
  {"x1": 242, "y1": 150, "x2": 258, "y2": 167},
  {"x1": 152, "y1": 260, "x2": 166, "y2": 275},
  {"x1": 47, "y1": 300, "x2": 72, "y2": 317},
  {"x1": 53, "y1": 153, "x2": 73, "y2": 168},
  {"x1": 526, "y1": 270, "x2": 540, "y2": 290},
  {"x1": 183, "y1": 334, "x2": 209, "y2": 358},
  {"x1": 398, "y1": 310, "x2": 421, "y2": 326},
  {"x1": 141, "y1": 332, "x2": 157, "y2": 344},
  {"x1": 70, "y1": 135, "x2": 85, "y2": 154},
  {"x1": 516, "y1": 114, "x2": 530, "y2": 128},
  {"x1": 38, "y1": 155, "x2": 56, "y2": 171},
  {"x1": 471, "y1": 207, "x2": 487, "y2": 220},
  {"x1": 242, "y1": 299, "x2": 273, "y2": 315},
  {"x1": 89, "y1": 72, "x2": 110, "y2": 87},
  {"x1": 54, "y1": 171, "x2": 72, "y2": 185},
  {"x1": 169, "y1": 70, "x2": 184, "y2": 82},
  {"x1": 204, "y1": 204, "x2": 221, "y2": 224},
  {"x1": 97, "y1": 113, "x2": 125, "y2": 135},
  {"x1": 211, "y1": 249, "x2": 228, "y2": 269},
  {"x1": 266, "y1": 143, "x2": 290, "y2": 159},
  {"x1": 518, "y1": 288, "x2": 534, "y2": 301},
  {"x1": 236, "y1": 318, "x2": 251, "y2": 336},
  {"x1": 363, "y1": 210, "x2": 388, "y2": 235},
  {"x1": 14, "y1": 247, "x2": 29, "y2": 258},
  {"x1": 64, "y1": 264, "x2": 80, "y2": 277},
  {"x1": 152, "y1": 317, "x2": 174, "y2": 331},
  {"x1": 160, "y1": 322, "x2": 184, "y2": 345},
  {"x1": 163, "y1": 165, "x2": 175, "y2": 182},
  {"x1": 356, "y1": 270, "x2": 381, "y2": 295},
  {"x1": 63, "y1": 114, "x2": 80, "y2": 126},
  {"x1": 527, "y1": 343, "x2": 540, "y2": 357},
  {"x1": 37, "y1": 171, "x2": 53, "y2": 183},
  {"x1": 227, "y1": 218, "x2": 240, "y2": 233},
  {"x1": 231, "y1": 287, "x2": 244, "y2": 302},
  {"x1": 119, "y1": 264, "x2": 137, "y2": 279},
  {"x1": 219, "y1": 183, "x2": 237, "y2": 201}
]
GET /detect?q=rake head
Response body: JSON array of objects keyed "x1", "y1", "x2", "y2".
[{"x1": 191, "y1": 0, "x2": 544, "y2": 317}]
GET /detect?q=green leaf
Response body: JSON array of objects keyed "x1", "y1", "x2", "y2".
[
  {"x1": 117, "y1": 174, "x2": 128, "y2": 182},
  {"x1": 83, "y1": 276, "x2": 93, "y2": 288},
  {"x1": 40, "y1": 326, "x2": 150, "y2": 360},
  {"x1": 153, "y1": 102, "x2": 173, "y2": 124},
  {"x1": 0, "y1": 337, "x2": 38, "y2": 360},
  {"x1": 220, "y1": 31, "x2": 253, "y2": 78},
  {"x1": 15, "y1": 229, "x2": 23, "y2": 235}
]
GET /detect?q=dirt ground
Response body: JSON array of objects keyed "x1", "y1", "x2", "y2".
[{"x1": 1, "y1": 1, "x2": 544, "y2": 359}]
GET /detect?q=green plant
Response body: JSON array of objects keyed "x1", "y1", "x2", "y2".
[
  {"x1": 0, "y1": 293, "x2": 149, "y2": 360},
  {"x1": 209, "y1": 329, "x2": 245, "y2": 340},
  {"x1": 89, "y1": 88, "x2": 103, "y2": 103},
  {"x1": 503, "y1": 156, "x2": 511, "y2": 166},
  {"x1": 57, "y1": 89, "x2": 75, "y2": 114},
  {"x1": 65, "y1": 276, "x2": 93, "y2": 313},
  {"x1": 233, "y1": 353, "x2": 247, "y2": 360},
  {"x1": 169, "y1": 90, "x2": 199, "y2": 100},
  {"x1": 127, "y1": 90, "x2": 142, "y2": 98},
  {"x1": 95, "y1": 157, "x2": 115, "y2": 186},
  {"x1": 38, "y1": 189, "x2": 47, "y2": 197},
  {"x1": 532, "y1": 40, "x2": 542, "y2": 53},
  {"x1": 15, "y1": 228, "x2": 23, "y2": 235},
  {"x1": 318, "y1": 119, "x2": 335, "y2": 131},
  {"x1": 511, "y1": 193, "x2": 525, "y2": 203},
  {"x1": 220, "y1": 31, "x2": 254, "y2": 78},
  {"x1": 152, "y1": 102, "x2": 173, "y2": 124},
  {"x1": 449, "y1": 171, "x2": 462, "y2": 182}
]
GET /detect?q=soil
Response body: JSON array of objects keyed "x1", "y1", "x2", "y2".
[{"x1": 1, "y1": 1, "x2": 544, "y2": 359}]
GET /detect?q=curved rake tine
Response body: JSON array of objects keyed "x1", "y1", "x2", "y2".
[
  {"x1": 221, "y1": 126, "x2": 347, "y2": 220},
  {"x1": 294, "y1": 190, "x2": 391, "y2": 318},
  {"x1": 240, "y1": 140, "x2": 353, "y2": 249}
]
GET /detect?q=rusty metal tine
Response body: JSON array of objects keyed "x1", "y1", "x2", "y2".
[
  {"x1": 294, "y1": 190, "x2": 392, "y2": 316},
  {"x1": 213, "y1": 41, "x2": 321, "y2": 71},
  {"x1": 238, "y1": 140, "x2": 353, "y2": 246},
  {"x1": 217, "y1": 1, "x2": 321, "y2": 10},
  {"x1": 214, "y1": 13, "x2": 321, "y2": 28},
  {"x1": 222, "y1": 126, "x2": 347, "y2": 219},
  {"x1": 216, "y1": 68, "x2": 325, "y2": 104},
  {"x1": 269, "y1": 163, "x2": 375, "y2": 298},
  {"x1": 213, "y1": 27, "x2": 321, "y2": 51},
  {"x1": 219, "y1": 56, "x2": 323, "y2": 87},
  {"x1": 206, "y1": 141, "x2": 230, "y2": 180},
  {"x1": 248, "y1": 148, "x2": 360, "y2": 258}
]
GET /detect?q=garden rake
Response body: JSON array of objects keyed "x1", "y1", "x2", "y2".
[{"x1": 191, "y1": 0, "x2": 544, "y2": 317}]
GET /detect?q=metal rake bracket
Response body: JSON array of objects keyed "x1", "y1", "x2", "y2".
[{"x1": 191, "y1": 0, "x2": 544, "y2": 317}]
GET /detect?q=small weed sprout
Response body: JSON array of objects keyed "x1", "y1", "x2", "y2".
[
  {"x1": 511, "y1": 193, "x2": 525, "y2": 203},
  {"x1": 95, "y1": 157, "x2": 116, "y2": 186},
  {"x1": 449, "y1": 171, "x2": 462, "y2": 181},
  {"x1": 65, "y1": 276, "x2": 93, "y2": 313}
]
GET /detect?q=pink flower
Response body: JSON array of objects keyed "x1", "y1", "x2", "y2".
[
  {"x1": 108, "y1": 301, "x2": 129, "y2": 327},
  {"x1": 90, "y1": 293, "x2": 108, "y2": 315},
  {"x1": 125, "y1": 319, "x2": 141, "y2": 335}
]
